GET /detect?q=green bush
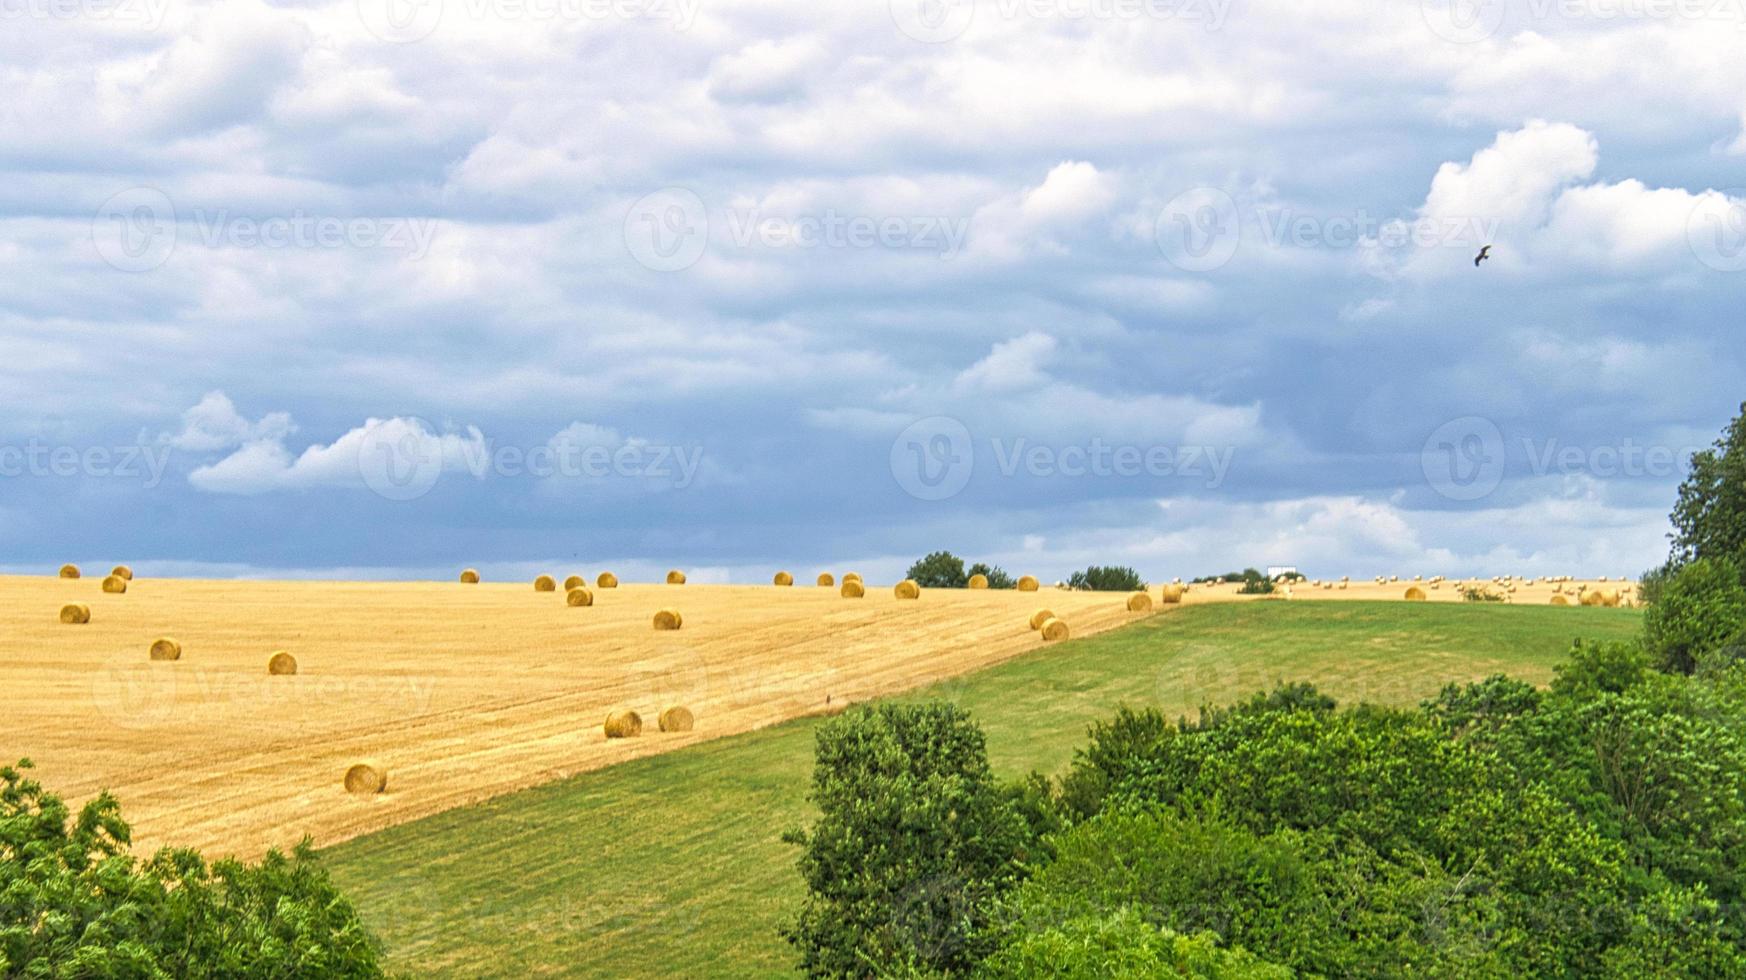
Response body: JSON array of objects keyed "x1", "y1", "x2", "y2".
[
  {"x1": 1642, "y1": 557, "x2": 1746, "y2": 674},
  {"x1": 975, "y1": 908, "x2": 1290, "y2": 979},
  {"x1": 1066, "y1": 566, "x2": 1146, "y2": 592},
  {"x1": 907, "y1": 551, "x2": 969, "y2": 589},
  {"x1": 782, "y1": 703, "x2": 1043, "y2": 976},
  {"x1": 965, "y1": 563, "x2": 1015, "y2": 589},
  {"x1": 0, "y1": 760, "x2": 382, "y2": 978}
]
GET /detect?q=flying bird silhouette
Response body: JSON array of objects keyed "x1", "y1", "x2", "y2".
[{"x1": 1474, "y1": 245, "x2": 1491, "y2": 267}]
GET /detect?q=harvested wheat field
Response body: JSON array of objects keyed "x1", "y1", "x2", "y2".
[{"x1": 0, "y1": 574, "x2": 1145, "y2": 860}]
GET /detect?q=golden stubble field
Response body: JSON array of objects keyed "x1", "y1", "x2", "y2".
[{"x1": 4, "y1": 574, "x2": 1150, "y2": 859}]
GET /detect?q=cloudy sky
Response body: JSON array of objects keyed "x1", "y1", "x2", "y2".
[{"x1": 2, "y1": 0, "x2": 1743, "y2": 583}]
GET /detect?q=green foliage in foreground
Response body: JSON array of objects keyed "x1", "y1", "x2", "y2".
[
  {"x1": 791, "y1": 640, "x2": 1746, "y2": 977},
  {"x1": 0, "y1": 761, "x2": 381, "y2": 978},
  {"x1": 1642, "y1": 556, "x2": 1746, "y2": 674}
]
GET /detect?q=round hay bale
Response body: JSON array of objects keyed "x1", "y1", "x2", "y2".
[
  {"x1": 1338, "y1": 582, "x2": 1349, "y2": 590},
  {"x1": 666, "y1": 569, "x2": 687, "y2": 585},
  {"x1": 842, "y1": 572, "x2": 863, "y2": 585},
  {"x1": 534, "y1": 575, "x2": 557, "y2": 592},
  {"x1": 774, "y1": 571, "x2": 794, "y2": 586},
  {"x1": 101, "y1": 575, "x2": 128, "y2": 594},
  {"x1": 1016, "y1": 575, "x2": 1040, "y2": 592},
  {"x1": 658, "y1": 706, "x2": 695, "y2": 733},
  {"x1": 1160, "y1": 584, "x2": 1185, "y2": 604},
  {"x1": 566, "y1": 587, "x2": 594, "y2": 607},
  {"x1": 267, "y1": 651, "x2": 298, "y2": 675},
  {"x1": 110, "y1": 565, "x2": 133, "y2": 581},
  {"x1": 1403, "y1": 586, "x2": 1427, "y2": 601},
  {"x1": 967, "y1": 574, "x2": 989, "y2": 590},
  {"x1": 1580, "y1": 590, "x2": 1606, "y2": 607},
  {"x1": 894, "y1": 579, "x2": 921, "y2": 600},
  {"x1": 149, "y1": 637, "x2": 181, "y2": 661},
  {"x1": 597, "y1": 571, "x2": 619, "y2": 589},
  {"x1": 58, "y1": 564, "x2": 80, "y2": 579},
  {"x1": 1028, "y1": 609, "x2": 1055, "y2": 630},
  {"x1": 604, "y1": 709, "x2": 643, "y2": 738},
  {"x1": 1126, "y1": 592, "x2": 1153, "y2": 612},
  {"x1": 460, "y1": 568, "x2": 480, "y2": 583},
  {"x1": 343, "y1": 763, "x2": 387, "y2": 795},
  {"x1": 652, "y1": 609, "x2": 683, "y2": 630},
  {"x1": 1039, "y1": 617, "x2": 1070, "y2": 641},
  {"x1": 817, "y1": 573, "x2": 835, "y2": 587},
  {"x1": 59, "y1": 603, "x2": 90, "y2": 625},
  {"x1": 840, "y1": 580, "x2": 866, "y2": 598},
  {"x1": 563, "y1": 575, "x2": 585, "y2": 591},
  {"x1": 1550, "y1": 594, "x2": 1570, "y2": 606},
  {"x1": 1600, "y1": 590, "x2": 1622, "y2": 608}
]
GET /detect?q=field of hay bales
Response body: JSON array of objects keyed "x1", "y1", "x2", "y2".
[{"x1": 1, "y1": 574, "x2": 1144, "y2": 858}]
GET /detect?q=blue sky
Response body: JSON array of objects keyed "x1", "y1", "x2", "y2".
[{"x1": 2, "y1": 0, "x2": 1744, "y2": 583}]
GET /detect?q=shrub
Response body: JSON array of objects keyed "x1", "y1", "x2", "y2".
[
  {"x1": 1642, "y1": 557, "x2": 1746, "y2": 674},
  {"x1": 0, "y1": 760, "x2": 382, "y2": 978},
  {"x1": 976, "y1": 906, "x2": 1292, "y2": 979},
  {"x1": 782, "y1": 703, "x2": 1041, "y2": 976},
  {"x1": 1066, "y1": 566, "x2": 1146, "y2": 592},
  {"x1": 965, "y1": 563, "x2": 1015, "y2": 589},
  {"x1": 907, "y1": 551, "x2": 969, "y2": 589}
]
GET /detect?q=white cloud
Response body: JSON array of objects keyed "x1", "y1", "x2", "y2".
[
  {"x1": 188, "y1": 416, "x2": 487, "y2": 495},
  {"x1": 953, "y1": 332, "x2": 1057, "y2": 393},
  {"x1": 165, "y1": 391, "x2": 295, "y2": 452}
]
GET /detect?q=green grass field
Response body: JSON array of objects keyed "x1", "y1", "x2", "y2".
[{"x1": 322, "y1": 601, "x2": 1642, "y2": 977}]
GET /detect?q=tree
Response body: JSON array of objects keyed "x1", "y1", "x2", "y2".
[
  {"x1": 1670, "y1": 402, "x2": 1746, "y2": 572},
  {"x1": 907, "y1": 551, "x2": 968, "y2": 588},
  {"x1": 1066, "y1": 566, "x2": 1146, "y2": 592},
  {"x1": 782, "y1": 704, "x2": 1040, "y2": 976},
  {"x1": 0, "y1": 760, "x2": 382, "y2": 977},
  {"x1": 966, "y1": 563, "x2": 1015, "y2": 589},
  {"x1": 1642, "y1": 557, "x2": 1746, "y2": 674}
]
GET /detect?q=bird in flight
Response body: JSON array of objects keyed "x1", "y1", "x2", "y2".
[{"x1": 1474, "y1": 244, "x2": 1492, "y2": 267}]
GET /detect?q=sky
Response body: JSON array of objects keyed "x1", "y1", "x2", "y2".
[{"x1": 2, "y1": 0, "x2": 1744, "y2": 584}]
